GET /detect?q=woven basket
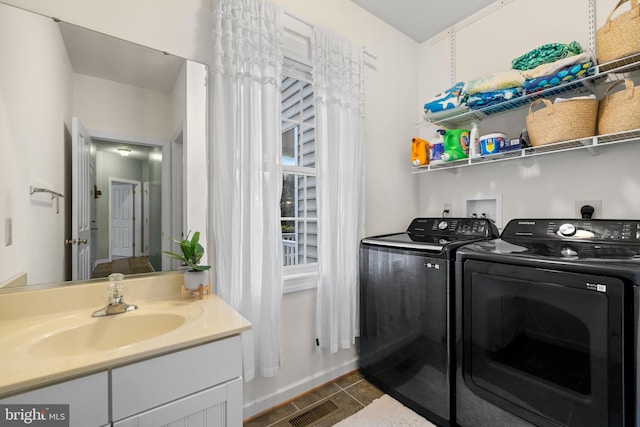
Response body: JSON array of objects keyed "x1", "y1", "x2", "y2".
[
  {"x1": 525, "y1": 98, "x2": 599, "y2": 146},
  {"x1": 596, "y1": 0, "x2": 640, "y2": 63},
  {"x1": 598, "y1": 79, "x2": 640, "y2": 134}
]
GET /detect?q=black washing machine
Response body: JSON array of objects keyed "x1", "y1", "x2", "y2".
[
  {"x1": 359, "y1": 217, "x2": 499, "y2": 426},
  {"x1": 455, "y1": 218, "x2": 640, "y2": 427}
]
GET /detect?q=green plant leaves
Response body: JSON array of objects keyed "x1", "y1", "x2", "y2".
[{"x1": 162, "y1": 230, "x2": 211, "y2": 271}]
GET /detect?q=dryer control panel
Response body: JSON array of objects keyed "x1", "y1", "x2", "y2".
[{"x1": 503, "y1": 219, "x2": 640, "y2": 242}]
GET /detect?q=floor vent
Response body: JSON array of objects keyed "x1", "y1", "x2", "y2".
[{"x1": 288, "y1": 399, "x2": 339, "y2": 427}]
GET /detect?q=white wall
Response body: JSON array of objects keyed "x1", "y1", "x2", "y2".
[
  {"x1": 170, "y1": 63, "x2": 187, "y2": 270},
  {"x1": 73, "y1": 73, "x2": 175, "y2": 140},
  {"x1": 0, "y1": 4, "x2": 72, "y2": 286},
  {"x1": 183, "y1": 61, "x2": 209, "y2": 263},
  {"x1": 417, "y1": 0, "x2": 640, "y2": 226}
]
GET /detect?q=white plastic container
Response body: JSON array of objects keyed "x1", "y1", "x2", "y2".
[
  {"x1": 480, "y1": 132, "x2": 505, "y2": 155},
  {"x1": 469, "y1": 122, "x2": 480, "y2": 158}
]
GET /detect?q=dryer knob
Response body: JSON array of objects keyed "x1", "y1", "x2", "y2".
[
  {"x1": 559, "y1": 223, "x2": 576, "y2": 237},
  {"x1": 560, "y1": 246, "x2": 578, "y2": 257},
  {"x1": 438, "y1": 221, "x2": 448, "y2": 230}
]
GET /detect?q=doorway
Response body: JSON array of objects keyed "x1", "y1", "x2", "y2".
[{"x1": 89, "y1": 133, "x2": 173, "y2": 277}]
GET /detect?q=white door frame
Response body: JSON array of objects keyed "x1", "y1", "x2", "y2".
[
  {"x1": 108, "y1": 177, "x2": 142, "y2": 261},
  {"x1": 143, "y1": 181, "x2": 150, "y2": 256},
  {"x1": 169, "y1": 123, "x2": 184, "y2": 271}
]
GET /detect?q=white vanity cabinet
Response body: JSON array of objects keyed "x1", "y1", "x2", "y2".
[
  {"x1": 112, "y1": 378, "x2": 242, "y2": 427},
  {"x1": 0, "y1": 335, "x2": 243, "y2": 427},
  {"x1": 111, "y1": 335, "x2": 243, "y2": 427},
  {"x1": 0, "y1": 372, "x2": 110, "y2": 427}
]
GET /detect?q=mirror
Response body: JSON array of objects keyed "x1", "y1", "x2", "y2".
[{"x1": 0, "y1": 2, "x2": 207, "y2": 289}]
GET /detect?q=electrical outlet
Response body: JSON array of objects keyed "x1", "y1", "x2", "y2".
[{"x1": 574, "y1": 200, "x2": 602, "y2": 219}]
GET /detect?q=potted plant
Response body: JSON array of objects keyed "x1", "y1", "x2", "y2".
[{"x1": 163, "y1": 231, "x2": 211, "y2": 290}]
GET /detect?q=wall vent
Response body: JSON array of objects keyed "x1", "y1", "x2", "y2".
[{"x1": 288, "y1": 399, "x2": 339, "y2": 427}]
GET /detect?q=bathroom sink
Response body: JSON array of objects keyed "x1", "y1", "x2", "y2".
[
  {"x1": 27, "y1": 313, "x2": 186, "y2": 358},
  {"x1": 27, "y1": 313, "x2": 187, "y2": 358},
  {"x1": 0, "y1": 301, "x2": 205, "y2": 360}
]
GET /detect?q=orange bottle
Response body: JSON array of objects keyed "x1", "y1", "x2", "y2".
[{"x1": 411, "y1": 137, "x2": 429, "y2": 166}]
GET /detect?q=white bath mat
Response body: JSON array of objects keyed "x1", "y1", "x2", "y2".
[{"x1": 334, "y1": 394, "x2": 436, "y2": 427}]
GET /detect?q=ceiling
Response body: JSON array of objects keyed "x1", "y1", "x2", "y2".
[
  {"x1": 350, "y1": 0, "x2": 498, "y2": 43},
  {"x1": 92, "y1": 139, "x2": 157, "y2": 161},
  {"x1": 59, "y1": 21, "x2": 184, "y2": 93}
]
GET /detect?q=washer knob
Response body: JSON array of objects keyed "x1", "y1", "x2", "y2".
[
  {"x1": 558, "y1": 223, "x2": 576, "y2": 237},
  {"x1": 438, "y1": 221, "x2": 448, "y2": 230}
]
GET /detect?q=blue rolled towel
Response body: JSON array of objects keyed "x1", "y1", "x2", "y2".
[
  {"x1": 424, "y1": 82, "x2": 465, "y2": 113},
  {"x1": 466, "y1": 87, "x2": 522, "y2": 109},
  {"x1": 523, "y1": 62, "x2": 592, "y2": 94}
]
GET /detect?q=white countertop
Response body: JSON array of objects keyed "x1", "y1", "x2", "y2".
[{"x1": 0, "y1": 273, "x2": 251, "y2": 397}]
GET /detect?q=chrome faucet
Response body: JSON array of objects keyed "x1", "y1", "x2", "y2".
[{"x1": 92, "y1": 273, "x2": 138, "y2": 317}]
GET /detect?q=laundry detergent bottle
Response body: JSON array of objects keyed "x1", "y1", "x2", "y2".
[
  {"x1": 441, "y1": 129, "x2": 470, "y2": 162},
  {"x1": 430, "y1": 131, "x2": 445, "y2": 163},
  {"x1": 411, "y1": 137, "x2": 429, "y2": 166}
]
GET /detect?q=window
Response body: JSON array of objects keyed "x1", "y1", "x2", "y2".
[
  {"x1": 281, "y1": 74, "x2": 316, "y2": 264},
  {"x1": 281, "y1": 54, "x2": 318, "y2": 291}
]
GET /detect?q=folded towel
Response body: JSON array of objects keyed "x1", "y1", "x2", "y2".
[
  {"x1": 463, "y1": 70, "x2": 525, "y2": 96},
  {"x1": 523, "y1": 52, "x2": 592, "y2": 79},
  {"x1": 424, "y1": 82, "x2": 465, "y2": 113},
  {"x1": 523, "y1": 61, "x2": 592, "y2": 93},
  {"x1": 466, "y1": 87, "x2": 522, "y2": 109},
  {"x1": 512, "y1": 41, "x2": 583, "y2": 71}
]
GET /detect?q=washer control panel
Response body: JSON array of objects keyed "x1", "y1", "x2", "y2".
[
  {"x1": 407, "y1": 217, "x2": 498, "y2": 238},
  {"x1": 503, "y1": 219, "x2": 640, "y2": 242}
]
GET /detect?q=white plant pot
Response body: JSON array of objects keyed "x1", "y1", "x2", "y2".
[{"x1": 183, "y1": 270, "x2": 208, "y2": 290}]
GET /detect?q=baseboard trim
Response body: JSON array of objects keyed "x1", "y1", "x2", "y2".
[{"x1": 242, "y1": 357, "x2": 359, "y2": 419}]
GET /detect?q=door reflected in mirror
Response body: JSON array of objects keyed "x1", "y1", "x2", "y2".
[{"x1": 0, "y1": 2, "x2": 205, "y2": 289}]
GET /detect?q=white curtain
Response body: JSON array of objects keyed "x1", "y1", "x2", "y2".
[
  {"x1": 313, "y1": 28, "x2": 365, "y2": 353},
  {"x1": 210, "y1": 0, "x2": 284, "y2": 381}
]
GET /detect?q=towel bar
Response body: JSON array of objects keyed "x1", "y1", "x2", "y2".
[{"x1": 30, "y1": 186, "x2": 64, "y2": 214}]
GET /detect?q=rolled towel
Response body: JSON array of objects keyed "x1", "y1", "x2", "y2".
[
  {"x1": 523, "y1": 52, "x2": 592, "y2": 79},
  {"x1": 466, "y1": 87, "x2": 522, "y2": 109},
  {"x1": 511, "y1": 41, "x2": 583, "y2": 71},
  {"x1": 424, "y1": 82, "x2": 465, "y2": 113},
  {"x1": 523, "y1": 61, "x2": 592, "y2": 94}
]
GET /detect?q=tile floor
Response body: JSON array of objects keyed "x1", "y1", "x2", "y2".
[
  {"x1": 243, "y1": 370, "x2": 384, "y2": 427},
  {"x1": 91, "y1": 256, "x2": 155, "y2": 278}
]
